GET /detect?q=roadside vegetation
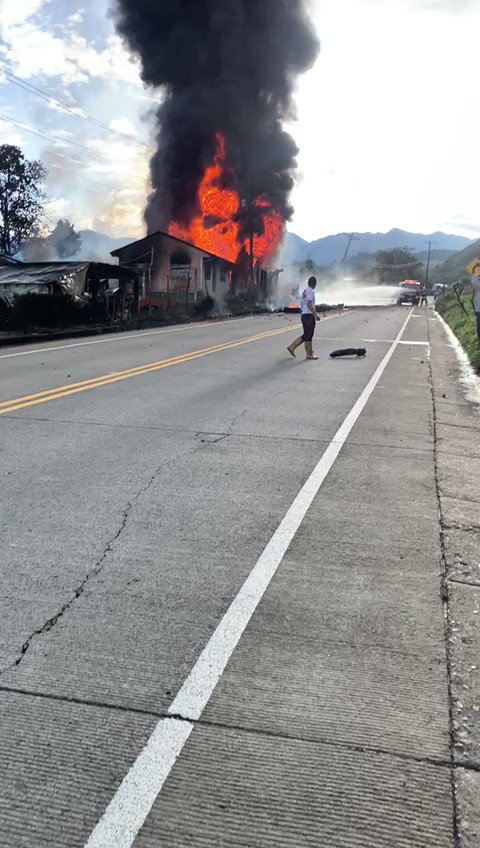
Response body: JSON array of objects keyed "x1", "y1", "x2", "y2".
[
  {"x1": 0, "y1": 292, "x2": 105, "y2": 333},
  {"x1": 436, "y1": 288, "x2": 480, "y2": 374}
]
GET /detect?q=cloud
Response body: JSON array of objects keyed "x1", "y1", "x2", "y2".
[
  {"x1": 0, "y1": 6, "x2": 142, "y2": 86},
  {"x1": 417, "y1": 0, "x2": 476, "y2": 6},
  {"x1": 109, "y1": 117, "x2": 138, "y2": 136},
  {"x1": 68, "y1": 10, "x2": 85, "y2": 25},
  {"x1": 0, "y1": 0, "x2": 47, "y2": 29},
  {"x1": 368, "y1": 0, "x2": 476, "y2": 8},
  {"x1": 39, "y1": 130, "x2": 151, "y2": 238}
]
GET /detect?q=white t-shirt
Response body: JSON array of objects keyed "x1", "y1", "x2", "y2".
[
  {"x1": 301, "y1": 286, "x2": 315, "y2": 315},
  {"x1": 471, "y1": 277, "x2": 480, "y2": 312}
]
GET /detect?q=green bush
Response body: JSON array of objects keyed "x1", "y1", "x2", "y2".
[
  {"x1": 0, "y1": 296, "x2": 10, "y2": 327},
  {"x1": 437, "y1": 292, "x2": 480, "y2": 374}
]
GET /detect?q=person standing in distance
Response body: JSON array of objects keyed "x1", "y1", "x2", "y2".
[
  {"x1": 471, "y1": 275, "x2": 480, "y2": 345},
  {"x1": 287, "y1": 276, "x2": 320, "y2": 360}
]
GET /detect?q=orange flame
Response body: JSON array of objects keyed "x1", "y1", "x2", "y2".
[{"x1": 169, "y1": 133, "x2": 283, "y2": 266}]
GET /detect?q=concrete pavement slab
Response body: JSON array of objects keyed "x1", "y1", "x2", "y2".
[
  {"x1": 440, "y1": 496, "x2": 480, "y2": 532},
  {"x1": 1, "y1": 435, "x2": 324, "y2": 711},
  {"x1": 437, "y1": 423, "x2": 480, "y2": 460},
  {"x1": 0, "y1": 417, "x2": 195, "y2": 670},
  {"x1": 0, "y1": 690, "x2": 156, "y2": 848},
  {"x1": 444, "y1": 528, "x2": 480, "y2": 585},
  {"x1": 202, "y1": 631, "x2": 450, "y2": 759},
  {"x1": 437, "y1": 454, "x2": 480, "y2": 505},
  {"x1": 134, "y1": 725, "x2": 454, "y2": 848},
  {"x1": 435, "y1": 400, "x2": 480, "y2": 430},
  {"x1": 243, "y1": 562, "x2": 446, "y2": 660},
  {"x1": 448, "y1": 582, "x2": 480, "y2": 766},
  {"x1": 455, "y1": 769, "x2": 480, "y2": 848}
]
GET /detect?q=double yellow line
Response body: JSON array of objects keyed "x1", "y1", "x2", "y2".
[{"x1": 0, "y1": 325, "x2": 295, "y2": 416}]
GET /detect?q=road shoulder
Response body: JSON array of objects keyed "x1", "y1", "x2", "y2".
[{"x1": 429, "y1": 312, "x2": 480, "y2": 847}]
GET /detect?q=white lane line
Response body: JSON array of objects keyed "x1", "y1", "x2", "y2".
[
  {"x1": 0, "y1": 316, "x2": 263, "y2": 359},
  {"x1": 84, "y1": 308, "x2": 414, "y2": 848},
  {"x1": 398, "y1": 340, "x2": 430, "y2": 346},
  {"x1": 320, "y1": 338, "x2": 429, "y2": 346}
]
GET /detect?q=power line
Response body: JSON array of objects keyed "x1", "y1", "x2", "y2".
[
  {"x1": 3, "y1": 67, "x2": 151, "y2": 149},
  {"x1": 0, "y1": 114, "x2": 146, "y2": 196},
  {"x1": 0, "y1": 113, "x2": 104, "y2": 162}
]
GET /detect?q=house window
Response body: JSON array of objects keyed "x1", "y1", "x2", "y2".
[
  {"x1": 170, "y1": 251, "x2": 191, "y2": 279},
  {"x1": 170, "y1": 251, "x2": 192, "y2": 294}
]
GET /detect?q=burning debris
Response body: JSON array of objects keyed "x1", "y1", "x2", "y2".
[{"x1": 113, "y1": 0, "x2": 319, "y2": 273}]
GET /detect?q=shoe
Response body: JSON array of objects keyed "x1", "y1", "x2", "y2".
[
  {"x1": 305, "y1": 342, "x2": 318, "y2": 360},
  {"x1": 287, "y1": 336, "x2": 304, "y2": 358}
]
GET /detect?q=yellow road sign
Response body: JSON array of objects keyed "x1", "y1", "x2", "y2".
[{"x1": 466, "y1": 257, "x2": 480, "y2": 275}]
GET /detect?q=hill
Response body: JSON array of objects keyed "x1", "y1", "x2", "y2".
[
  {"x1": 431, "y1": 238, "x2": 480, "y2": 283},
  {"x1": 281, "y1": 228, "x2": 473, "y2": 268},
  {"x1": 73, "y1": 228, "x2": 474, "y2": 274},
  {"x1": 77, "y1": 230, "x2": 133, "y2": 261}
]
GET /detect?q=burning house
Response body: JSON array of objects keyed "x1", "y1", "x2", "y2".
[{"x1": 111, "y1": 230, "x2": 236, "y2": 309}]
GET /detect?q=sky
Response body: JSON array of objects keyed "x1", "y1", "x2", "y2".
[{"x1": 0, "y1": 0, "x2": 479, "y2": 243}]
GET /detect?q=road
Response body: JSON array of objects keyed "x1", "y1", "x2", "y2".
[{"x1": 0, "y1": 307, "x2": 456, "y2": 847}]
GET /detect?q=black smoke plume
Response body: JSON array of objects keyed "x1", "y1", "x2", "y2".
[{"x1": 113, "y1": 1, "x2": 319, "y2": 238}]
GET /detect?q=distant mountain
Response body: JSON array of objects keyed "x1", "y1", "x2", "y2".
[
  {"x1": 74, "y1": 228, "x2": 474, "y2": 275},
  {"x1": 432, "y1": 238, "x2": 480, "y2": 283},
  {"x1": 281, "y1": 228, "x2": 474, "y2": 268},
  {"x1": 280, "y1": 232, "x2": 311, "y2": 265},
  {"x1": 416, "y1": 249, "x2": 457, "y2": 264},
  {"x1": 77, "y1": 230, "x2": 134, "y2": 261}
]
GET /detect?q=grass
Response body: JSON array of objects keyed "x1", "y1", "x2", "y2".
[{"x1": 436, "y1": 292, "x2": 480, "y2": 374}]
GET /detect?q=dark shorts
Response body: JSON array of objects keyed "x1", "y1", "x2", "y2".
[{"x1": 301, "y1": 313, "x2": 316, "y2": 342}]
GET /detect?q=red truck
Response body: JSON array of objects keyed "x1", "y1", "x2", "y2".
[{"x1": 397, "y1": 280, "x2": 421, "y2": 306}]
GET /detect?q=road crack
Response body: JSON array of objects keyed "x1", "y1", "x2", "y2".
[
  {"x1": 0, "y1": 447, "x2": 198, "y2": 677},
  {"x1": 198, "y1": 408, "x2": 248, "y2": 445}
]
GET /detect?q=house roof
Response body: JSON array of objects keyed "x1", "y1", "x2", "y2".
[
  {"x1": 0, "y1": 253, "x2": 22, "y2": 266},
  {"x1": 111, "y1": 230, "x2": 237, "y2": 267},
  {"x1": 0, "y1": 261, "x2": 137, "y2": 287}
]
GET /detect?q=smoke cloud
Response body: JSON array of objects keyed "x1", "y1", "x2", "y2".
[{"x1": 113, "y1": 0, "x2": 319, "y2": 238}]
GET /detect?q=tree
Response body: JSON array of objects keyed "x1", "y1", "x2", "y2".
[
  {"x1": 373, "y1": 247, "x2": 423, "y2": 284},
  {"x1": 0, "y1": 145, "x2": 46, "y2": 256},
  {"x1": 21, "y1": 219, "x2": 82, "y2": 261},
  {"x1": 47, "y1": 219, "x2": 82, "y2": 259}
]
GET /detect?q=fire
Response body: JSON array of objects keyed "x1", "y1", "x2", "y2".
[{"x1": 169, "y1": 133, "x2": 283, "y2": 267}]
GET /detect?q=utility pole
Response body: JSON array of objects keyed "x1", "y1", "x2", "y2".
[
  {"x1": 249, "y1": 225, "x2": 255, "y2": 288},
  {"x1": 425, "y1": 240, "x2": 434, "y2": 288},
  {"x1": 342, "y1": 232, "x2": 360, "y2": 264},
  {"x1": 241, "y1": 195, "x2": 255, "y2": 288}
]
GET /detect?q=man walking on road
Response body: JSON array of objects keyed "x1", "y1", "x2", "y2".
[
  {"x1": 420, "y1": 286, "x2": 428, "y2": 306},
  {"x1": 288, "y1": 276, "x2": 320, "y2": 360}
]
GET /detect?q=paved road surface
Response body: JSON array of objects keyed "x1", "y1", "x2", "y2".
[{"x1": 0, "y1": 308, "x2": 456, "y2": 846}]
